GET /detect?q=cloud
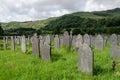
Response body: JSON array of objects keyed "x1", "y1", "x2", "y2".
[{"x1": 0, "y1": 0, "x2": 120, "y2": 22}]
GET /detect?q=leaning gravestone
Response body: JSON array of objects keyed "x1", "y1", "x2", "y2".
[
  {"x1": 63, "y1": 31, "x2": 70, "y2": 47},
  {"x1": 110, "y1": 34, "x2": 117, "y2": 46},
  {"x1": 11, "y1": 36, "x2": 15, "y2": 51},
  {"x1": 42, "y1": 42, "x2": 51, "y2": 60},
  {"x1": 32, "y1": 34, "x2": 40, "y2": 57},
  {"x1": 95, "y1": 35, "x2": 104, "y2": 50},
  {"x1": 21, "y1": 35, "x2": 26, "y2": 53},
  {"x1": 54, "y1": 35, "x2": 60, "y2": 49},
  {"x1": 83, "y1": 34, "x2": 90, "y2": 46},
  {"x1": 78, "y1": 43, "x2": 93, "y2": 75}
]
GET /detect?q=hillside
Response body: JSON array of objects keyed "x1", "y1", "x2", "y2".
[
  {"x1": 1, "y1": 17, "x2": 56, "y2": 30},
  {"x1": 1, "y1": 8, "x2": 120, "y2": 30}
]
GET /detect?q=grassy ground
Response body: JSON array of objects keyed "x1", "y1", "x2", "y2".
[{"x1": 0, "y1": 41, "x2": 120, "y2": 80}]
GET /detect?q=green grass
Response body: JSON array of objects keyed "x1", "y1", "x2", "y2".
[{"x1": 0, "y1": 41, "x2": 120, "y2": 80}]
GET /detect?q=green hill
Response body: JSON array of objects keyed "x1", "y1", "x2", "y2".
[{"x1": 1, "y1": 8, "x2": 120, "y2": 30}]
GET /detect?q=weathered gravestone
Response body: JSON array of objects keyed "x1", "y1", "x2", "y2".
[
  {"x1": 63, "y1": 31, "x2": 70, "y2": 47},
  {"x1": 59, "y1": 36, "x2": 64, "y2": 47},
  {"x1": 21, "y1": 35, "x2": 26, "y2": 53},
  {"x1": 95, "y1": 35, "x2": 104, "y2": 50},
  {"x1": 42, "y1": 42, "x2": 51, "y2": 60},
  {"x1": 75, "y1": 34, "x2": 83, "y2": 51},
  {"x1": 72, "y1": 36, "x2": 76, "y2": 47},
  {"x1": 3, "y1": 37, "x2": 7, "y2": 50},
  {"x1": 90, "y1": 35, "x2": 95, "y2": 47},
  {"x1": 110, "y1": 45, "x2": 120, "y2": 59},
  {"x1": 118, "y1": 35, "x2": 120, "y2": 43},
  {"x1": 45, "y1": 35, "x2": 51, "y2": 45},
  {"x1": 110, "y1": 34, "x2": 118, "y2": 58},
  {"x1": 16, "y1": 36, "x2": 21, "y2": 44},
  {"x1": 32, "y1": 34, "x2": 40, "y2": 57},
  {"x1": 54, "y1": 35, "x2": 60, "y2": 49},
  {"x1": 39, "y1": 35, "x2": 44, "y2": 48},
  {"x1": 11, "y1": 36, "x2": 15, "y2": 51},
  {"x1": 110, "y1": 34, "x2": 117, "y2": 46},
  {"x1": 78, "y1": 43, "x2": 93, "y2": 75},
  {"x1": 83, "y1": 34, "x2": 90, "y2": 46}
]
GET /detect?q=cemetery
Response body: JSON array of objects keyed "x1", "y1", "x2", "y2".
[{"x1": 1, "y1": 31, "x2": 120, "y2": 80}]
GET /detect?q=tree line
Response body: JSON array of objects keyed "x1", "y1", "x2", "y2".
[{"x1": 0, "y1": 15, "x2": 120, "y2": 36}]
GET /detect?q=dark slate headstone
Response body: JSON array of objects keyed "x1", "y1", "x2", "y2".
[
  {"x1": 83, "y1": 34, "x2": 90, "y2": 46},
  {"x1": 42, "y1": 42, "x2": 51, "y2": 60},
  {"x1": 54, "y1": 35, "x2": 60, "y2": 49},
  {"x1": 95, "y1": 35, "x2": 104, "y2": 50},
  {"x1": 110, "y1": 34, "x2": 117, "y2": 46},
  {"x1": 32, "y1": 35, "x2": 40, "y2": 57},
  {"x1": 11, "y1": 36, "x2": 15, "y2": 51},
  {"x1": 63, "y1": 31, "x2": 70, "y2": 47},
  {"x1": 21, "y1": 35, "x2": 26, "y2": 53},
  {"x1": 78, "y1": 43, "x2": 93, "y2": 75}
]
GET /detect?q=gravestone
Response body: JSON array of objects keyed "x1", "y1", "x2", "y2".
[
  {"x1": 32, "y1": 35, "x2": 40, "y2": 57},
  {"x1": 72, "y1": 36, "x2": 76, "y2": 47},
  {"x1": 83, "y1": 34, "x2": 90, "y2": 46},
  {"x1": 63, "y1": 31, "x2": 70, "y2": 47},
  {"x1": 110, "y1": 34, "x2": 117, "y2": 46},
  {"x1": 42, "y1": 42, "x2": 51, "y2": 60},
  {"x1": 54, "y1": 35, "x2": 60, "y2": 49},
  {"x1": 16, "y1": 36, "x2": 20, "y2": 44},
  {"x1": 3, "y1": 37, "x2": 7, "y2": 50},
  {"x1": 110, "y1": 45, "x2": 120, "y2": 59},
  {"x1": 90, "y1": 35, "x2": 95, "y2": 47},
  {"x1": 11, "y1": 36, "x2": 15, "y2": 51},
  {"x1": 5, "y1": 36, "x2": 8, "y2": 44},
  {"x1": 21, "y1": 35, "x2": 26, "y2": 53},
  {"x1": 78, "y1": 43, "x2": 93, "y2": 75},
  {"x1": 95, "y1": 35, "x2": 104, "y2": 50},
  {"x1": 75, "y1": 34, "x2": 83, "y2": 51},
  {"x1": 39, "y1": 35, "x2": 44, "y2": 48},
  {"x1": 118, "y1": 35, "x2": 120, "y2": 43},
  {"x1": 45, "y1": 35, "x2": 51, "y2": 45},
  {"x1": 59, "y1": 36, "x2": 64, "y2": 47}
]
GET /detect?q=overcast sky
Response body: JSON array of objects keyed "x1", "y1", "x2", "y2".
[{"x1": 0, "y1": 0, "x2": 120, "y2": 22}]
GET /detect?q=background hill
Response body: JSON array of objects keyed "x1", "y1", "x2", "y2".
[{"x1": 1, "y1": 8, "x2": 120, "y2": 35}]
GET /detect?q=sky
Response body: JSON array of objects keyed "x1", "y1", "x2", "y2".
[{"x1": 0, "y1": 0, "x2": 120, "y2": 22}]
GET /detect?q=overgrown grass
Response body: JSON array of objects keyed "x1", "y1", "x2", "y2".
[{"x1": 0, "y1": 41, "x2": 120, "y2": 80}]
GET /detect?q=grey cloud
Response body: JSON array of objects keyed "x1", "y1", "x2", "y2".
[{"x1": 0, "y1": 0, "x2": 120, "y2": 22}]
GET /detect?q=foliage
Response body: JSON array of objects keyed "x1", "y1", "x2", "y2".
[{"x1": 0, "y1": 40, "x2": 120, "y2": 79}]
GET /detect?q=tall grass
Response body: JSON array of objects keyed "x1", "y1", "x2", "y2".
[{"x1": 0, "y1": 41, "x2": 120, "y2": 80}]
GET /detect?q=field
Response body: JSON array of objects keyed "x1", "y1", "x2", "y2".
[{"x1": 0, "y1": 41, "x2": 120, "y2": 80}]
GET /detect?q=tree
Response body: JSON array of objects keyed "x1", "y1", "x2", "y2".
[{"x1": 0, "y1": 24, "x2": 4, "y2": 36}]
